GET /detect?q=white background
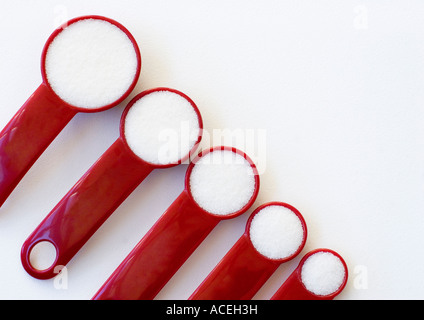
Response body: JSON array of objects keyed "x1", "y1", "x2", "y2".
[{"x1": 0, "y1": 0, "x2": 423, "y2": 300}]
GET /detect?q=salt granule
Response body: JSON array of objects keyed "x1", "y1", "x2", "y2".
[
  {"x1": 189, "y1": 150, "x2": 256, "y2": 216},
  {"x1": 301, "y1": 252, "x2": 346, "y2": 296},
  {"x1": 249, "y1": 205, "x2": 304, "y2": 260},
  {"x1": 45, "y1": 18, "x2": 138, "y2": 109},
  {"x1": 124, "y1": 90, "x2": 200, "y2": 165}
]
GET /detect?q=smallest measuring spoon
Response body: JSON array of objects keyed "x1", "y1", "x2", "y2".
[{"x1": 271, "y1": 248, "x2": 348, "y2": 300}]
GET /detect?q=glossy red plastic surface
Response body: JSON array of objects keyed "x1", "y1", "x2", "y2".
[
  {"x1": 189, "y1": 202, "x2": 307, "y2": 300},
  {"x1": 190, "y1": 234, "x2": 280, "y2": 300},
  {"x1": 92, "y1": 146, "x2": 260, "y2": 300},
  {"x1": 0, "y1": 84, "x2": 76, "y2": 207},
  {"x1": 21, "y1": 138, "x2": 154, "y2": 279},
  {"x1": 20, "y1": 88, "x2": 202, "y2": 280},
  {"x1": 92, "y1": 190, "x2": 220, "y2": 300},
  {"x1": 0, "y1": 15, "x2": 141, "y2": 207},
  {"x1": 270, "y1": 249, "x2": 348, "y2": 300},
  {"x1": 40, "y1": 15, "x2": 142, "y2": 114}
]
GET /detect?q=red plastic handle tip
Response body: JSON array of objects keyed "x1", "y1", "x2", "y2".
[{"x1": 21, "y1": 138, "x2": 154, "y2": 279}]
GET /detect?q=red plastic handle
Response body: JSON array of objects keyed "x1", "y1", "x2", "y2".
[
  {"x1": 0, "y1": 83, "x2": 77, "y2": 207},
  {"x1": 189, "y1": 234, "x2": 280, "y2": 300},
  {"x1": 270, "y1": 267, "x2": 320, "y2": 300},
  {"x1": 21, "y1": 137, "x2": 154, "y2": 279},
  {"x1": 92, "y1": 190, "x2": 220, "y2": 300}
]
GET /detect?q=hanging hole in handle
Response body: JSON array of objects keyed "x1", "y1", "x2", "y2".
[{"x1": 28, "y1": 240, "x2": 58, "y2": 271}]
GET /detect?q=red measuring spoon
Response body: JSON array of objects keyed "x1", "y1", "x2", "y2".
[
  {"x1": 20, "y1": 87, "x2": 203, "y2": 280},
  {"x1": 189, "y1": 202, "x2": 307, "y2": 300},
  {"x1": 270, "y1": 249, "x2": 348, "y2": 300},
  {"x1": 0, "y1": 15, "x2": 141, "y2": 207},
  {"x1": 92, "y1": 146, "x2": 260, "y2": 300}
]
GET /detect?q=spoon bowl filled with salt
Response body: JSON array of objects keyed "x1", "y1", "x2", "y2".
[
  {"x1": 271, "y1": 248, "x2": 348, "y2": 300},
  {"x1": 0, "y1": 15, "x2": 141, "y2": 207}
]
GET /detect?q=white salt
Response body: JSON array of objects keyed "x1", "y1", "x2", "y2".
[
  {"x1": 124, "y1": 90, "x2": 201, "y2": 165},
  {"x1": 189, "y1": 149, "x2": 256, "y2": 216},
  {"x1": 45, "y1": 18, "x2": 139, "y2": 109},
  {"x1": 249, "y1": 205, "x2": 305, "y2": 260},
  {"x1": 301, "y1": 251, "x2": 346, "y2": 296}
]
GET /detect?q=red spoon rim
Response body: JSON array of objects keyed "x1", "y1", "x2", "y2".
[
  {"x1": 119, "y1": 87, "x2": 204, "y2": 169},
  {"x1": 295, "y1": 248, "x2": 349, "y2": 299},
  {"x1": 40, "y1": 15, "x2": 142, "y2": 113},
  {"x1": 245, "y1": 202, "x2": 308, "y2": 263},
  {"x1": 184, "y1": 146, "x2": 260, "y2": 220}
]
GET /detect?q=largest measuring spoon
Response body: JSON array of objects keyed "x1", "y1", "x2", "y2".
[{"x1": 0, "y1": 15, "x2": 141, "y2": 207}]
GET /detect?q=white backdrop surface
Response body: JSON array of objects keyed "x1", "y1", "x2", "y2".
[{"x1": 0, "y1": 0, "x2": 423, "y2": 300}]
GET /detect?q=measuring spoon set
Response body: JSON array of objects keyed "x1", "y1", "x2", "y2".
[{"x1": 1, "y1": 16, "x2": 348, "y2": 300}]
